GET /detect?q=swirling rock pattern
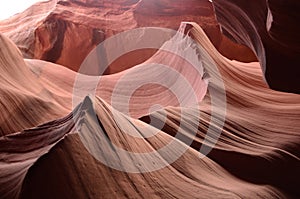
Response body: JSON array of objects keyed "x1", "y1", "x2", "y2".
[
  {"x1": 212, "y1": 0, "x2": 300, "y2": 93},
  {"x1": 0, "y1": 20, "x2": 300, "y2": 198},
  {"x1": 0, "y1": 1, "x2": 299, "y2": 199}
]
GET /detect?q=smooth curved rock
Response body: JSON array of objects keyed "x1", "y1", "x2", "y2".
[
  {"x1": 0, "y1": 0, "x2": 256, "y2": 73},
  {"x1": 0, "y1": 22, "x2": 299, "y2": 198},
  {"x1": 212, "y1": 0, "x2": 300, "y2": 93}
]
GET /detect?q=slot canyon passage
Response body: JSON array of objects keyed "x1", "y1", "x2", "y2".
[{"x1": 0, "y1": 0, "x2": 299, "y2": 198}]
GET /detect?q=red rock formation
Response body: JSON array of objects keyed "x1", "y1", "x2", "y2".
[
  {"x1": 0, "y1": 1, "x2": 299, "y2": 199},
  {"x1": 0, "y1": 0, "x2": 256, "y2": 73},
  {"x1": 0, "y1": 22, "x2": 299, "y2": 198},
  {"x1": 212, "y1": 0, "x2": 300, "y2": 93}
]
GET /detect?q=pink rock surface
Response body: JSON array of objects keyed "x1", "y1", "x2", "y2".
[
  {"x1": 0, "y1": 1, "x2": 299, "y2": 199},
  {"x1": 0, "y1": 21, "x2": 299, "y2": 198}
]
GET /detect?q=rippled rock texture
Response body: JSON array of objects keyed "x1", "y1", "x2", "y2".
[{"x1": 0, "y1": 1, "x2": 299, "y2": 199}]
